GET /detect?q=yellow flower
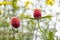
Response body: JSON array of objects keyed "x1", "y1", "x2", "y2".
[
  {"x1": 25, "y1": 1, "x2": 32, "y2": 8},
  {"x1": 45, "y1": 0, "x2": 55, "y2": 5},
  {"x1": 0, "y1": 2, "x2": 12, "y2": 5}
]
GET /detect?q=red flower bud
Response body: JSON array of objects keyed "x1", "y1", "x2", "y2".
[
  {"x1": 11, "y1": 17, "x2": 20, "y2": 28},
  {"x1": 33, "y1": 9, "x2": 42, "y2": 20}
]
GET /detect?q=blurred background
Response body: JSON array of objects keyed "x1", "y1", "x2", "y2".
[{"x1": 0, "y1": 0, "x2": 60, "y2": 40}]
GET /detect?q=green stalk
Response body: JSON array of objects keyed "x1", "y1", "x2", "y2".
[
  {"x1": 37, "y1": 20, "x2": 42, "y2": 32},
  {"x1": 12, "y1": 28, "x2": 15, "y2": 39},
  {"x1": 21, "y1": 7, "x2": 26, "y2": 40},
  {"x1": 35, "y1": 27, "x2": 38, "y2": 40},
  {"x1": 3, "y1": 0, "x2": 6, "y2": 39},
  {"x1": 35, "y1": 20, "x2": 40, "y2": 40},
  {"x1": 37, "y1": 20, "x2": 48, "y2": 40}
]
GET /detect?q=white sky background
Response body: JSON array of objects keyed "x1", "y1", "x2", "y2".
[{"x1": 0, "y1": 0, "x2": 60, "y2": 39}]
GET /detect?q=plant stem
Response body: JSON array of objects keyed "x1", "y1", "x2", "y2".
[
  {"x1": 35, "y1": 28, "x2": 38, "y2": 40},
  {"x1": 12, "y1": 28, "x2": 15, "y2": 39},
  {"x1": 21, "y1": 7, "x2": 26, "y2": 40},
  {"x1": 37, "y1": 20, "x2": 48, "y2": 40},
  {"x1": 35, "y1": 20, "x2": 40, "y2": 40},
  {"x1": 37, "y1": 20, "x2": 42, "y2": 32}
]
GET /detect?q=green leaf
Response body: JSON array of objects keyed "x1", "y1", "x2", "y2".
[
  {"x1": 27, "y1": 15, "x2": 52, "y2": 20},
  {"x1": 48, "y1": 31, "x2": 54, "y2": 40},
  {"x1": 41, "y1": 15, "x2": 52, "y2": 20}
]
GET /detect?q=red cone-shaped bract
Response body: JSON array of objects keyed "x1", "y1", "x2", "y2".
[
  {"x1": 33, "y1": 9, "x2": 42, "y2": 20},
  {"x1": 11, "y1": 17, "x2": 20, "y2": 28}
]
